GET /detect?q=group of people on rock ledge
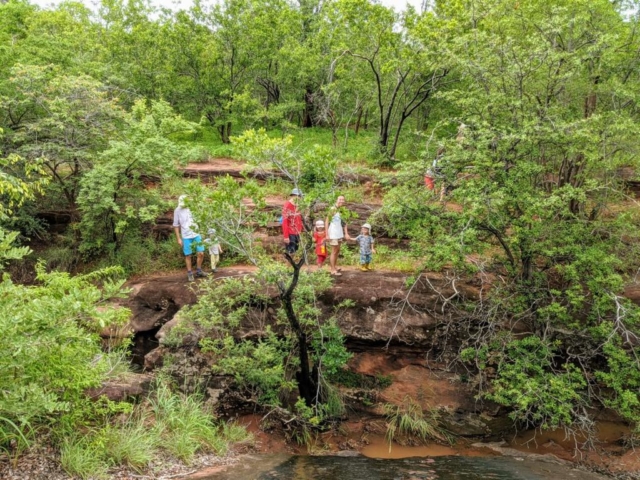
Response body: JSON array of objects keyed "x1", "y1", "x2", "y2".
[
  {"x1": 282, "y1": 189, "x2": 375, "y2": 276},
  {"x1": 171, "y1": 191, "x2": 375, "y2": 282}
]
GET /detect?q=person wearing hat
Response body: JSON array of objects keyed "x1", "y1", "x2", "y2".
[
  {"x1": 205, "y1": 228, "x2": 223, "y2": 273},
  {"x1": 313, "y1": 220, "x2": 328, "y2": 267},
  {"x1": 282, "y1": 187, "x2": 303, "y2": 254},
  {"x1": 173, "y1": 195, "x2": 207, "y2": 282},
  {"x1": 353, "y1": 222, "x2": 376, "y2": 272}
]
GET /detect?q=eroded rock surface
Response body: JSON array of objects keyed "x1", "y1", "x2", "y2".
[{"x1": 126, "y1": 268, "x2": 482, "y2": 344}]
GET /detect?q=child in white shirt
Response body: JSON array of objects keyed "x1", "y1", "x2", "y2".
[{"x1": 205, "y1": 228, "x2": 223, "y2": 272}]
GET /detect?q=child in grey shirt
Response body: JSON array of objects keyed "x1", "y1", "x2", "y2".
[{"x1": 354, "y1": 223, "x2": 376, "y2": 271}]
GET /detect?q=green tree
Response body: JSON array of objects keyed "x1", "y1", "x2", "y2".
[
  {"x1": 327, "y1": 0, "x2": 450, "y2": 159},
  {"x1": 384, "y1": 0, "x2": 640, "y2": 433},
  {"x1": 76, "y1": 99, "x2": 198, "y2": 255},
  {"x1": 0, "y1": 125, "x2": 48, "y2": 265},
  {"x1": 1, "y1": 64, "x2": 124, "y2": 207}
]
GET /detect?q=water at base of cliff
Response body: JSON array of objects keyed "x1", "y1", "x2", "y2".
[{"x1": 202, "y1": 453, "x2": 608, "y2": 480}]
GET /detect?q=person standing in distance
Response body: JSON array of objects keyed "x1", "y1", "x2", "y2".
[
  {"x1": 173, "y1": 195, "x2": 207, "y2": 282},
  {"x1": 326, "y1": 195, "x2": 351, "y2": 276},
  {"x1": 282, "y1": 188, "x2": 303, "y2": 254}
]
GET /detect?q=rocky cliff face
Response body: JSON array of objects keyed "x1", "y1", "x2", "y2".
[
  {"x1": 114, "y1": 267, "x2": 518, "y2": 437},
  {"x1": 124, "y1": 268, "x2": 485, "y2": 349}
]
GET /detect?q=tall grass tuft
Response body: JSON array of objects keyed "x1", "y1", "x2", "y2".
[
  {"x1": 150, "y1": 384, "x2": 249, "y2": 463},
  {"x1": 60, "y1": 435, "x2": 109, "y2": 480},
  {"x1": 384, "y1": 396, "x2": 451, "y2": 448},
  {"x1": 101, "y1": 420, "x2": 157, "y2": 471}
]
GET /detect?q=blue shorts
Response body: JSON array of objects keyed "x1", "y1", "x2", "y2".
[{"x1": 182, "y1": 235, "x2": 205, "y2": 256}]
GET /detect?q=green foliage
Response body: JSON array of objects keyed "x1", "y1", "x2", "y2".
[
  {"x1": 0, "y1": 229, "x2": 30, "y2": 269},
  {"x1": 2, "y1": 64, "x2": 124, "y2": 207},
  {"x1": 77, "y1": 100, "x2": 198, "y2": 256},
  {"x1": 596, "y1": 339, "x2": 640, "y2": 426},
  {"x1": 183, "y1": 175, "x2": 268, "y2": 265},
  {"x1": 384, "y1": 396, "x2": 450, "y2": 447},
  {"x1": 96, "y1": 236, "x2": 185, "y2": 275},
  {"x1": 0, "y1": 264, "x2": 130, "y2": 453},
  {"x1": 174, "y1": 253, "x2": 351, "y2": 420},
  {"x1": 203, "y1": 332, "x2": 296, "y2": 406},
  {"x1": 0, "y1": 126, "x2": 49, "y2": 268},
  {"x1": 477, "y1": 336, "x2": 587, "y2": 430},
  {"x1": 376, "y1": 0, "x2": 640, "y2": 435},
  {"x1": 233, "y1": 128, "x2": 338, "y2": 197}
]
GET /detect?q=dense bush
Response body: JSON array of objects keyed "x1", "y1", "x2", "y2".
[{"x1": 0, "y1": 264, "x2": 131, "y2": 452}]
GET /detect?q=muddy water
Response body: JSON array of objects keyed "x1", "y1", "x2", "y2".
[
  {"x1": 360, "y1": 442, "x2": 458, "y2": 459},
  {"x1": 203, "y1": 454, "x2": 608, "y2": 480}
]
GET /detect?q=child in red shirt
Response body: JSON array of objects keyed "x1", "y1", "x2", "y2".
[{"x1": 313, "y1": 220, "x2": 328, "y2": 267}]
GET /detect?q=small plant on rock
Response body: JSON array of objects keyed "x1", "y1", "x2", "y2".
[{"x1": 384, "y1": 396, "x2": 451, "y2": 448}]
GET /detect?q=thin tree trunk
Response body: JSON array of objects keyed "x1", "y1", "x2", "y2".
[
  {"x1": 281, "y1": 253, "x2": 318, "y2": 406},
  {"x1": 302, "y1": 87, "x2": 314, "y2": 128},
  {"x1": 354, "y1": 106, "x2": 363, "y2": 135},
  {"x1": 218, "y1": 122, "x2": 232, "y2": 144},
  {"x1": 389, "y1": 114, "x2": 409, "y2": 159}
]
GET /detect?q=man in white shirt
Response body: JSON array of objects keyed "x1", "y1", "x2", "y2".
[{"x1": 173, "y1": 195, "x2": 207, "y2": 282}]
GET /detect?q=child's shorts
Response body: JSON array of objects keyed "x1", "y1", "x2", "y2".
[
  {"x1": 360, "y1": 253, "x2": 372, "y2": 264},
  {"x1": 183, "y1": 235, "x2": 205, "y2": 256}
]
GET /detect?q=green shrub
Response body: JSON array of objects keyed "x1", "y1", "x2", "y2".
[
  {"x1": 98, "y1": 236, "x2": 184, "y2": 275},
  {"x1": 464, "y1": 336, "x2": 587, "y2": 430},
  {"x1": 203, "y1": 333, "x2": 295, "y2": 406},
  {"x1": 39, "y1": 245, "x2": 81, "y2": 272},
  {"x1": 0, "y1": 265, "x2": 130, "y2": 453}
]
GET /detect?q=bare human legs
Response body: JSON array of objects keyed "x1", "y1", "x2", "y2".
[
  {"x1": 329, "y1": 242, "x2": 341, "y2": 275},
  {"x1": 184, "y1": 252, "x2": 204, "y2": 272}
]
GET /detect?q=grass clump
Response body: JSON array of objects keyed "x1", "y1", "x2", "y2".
[
  {"x1": 101, "y1": 421, "x2": 157, "y2": 471},
  {"x1": 150, "y1": 385, "x2": 250, "y2": 463},
  {"x1": 60, "y1": 435, "x2": 109, "y2": 480},
  {"x1": 60, "y1": 419, "x2": 157, "y2": 478},
  {"x1": 384, "y1": 396, "x2": 451, "y2": 448},
  {"x1": 58, "y1": 386, "x2": 251, "y2": 477}
]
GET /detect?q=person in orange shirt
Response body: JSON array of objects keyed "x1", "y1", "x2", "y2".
[{"x1": 313, "y1": 220, "x2": 328, "y2": 267}]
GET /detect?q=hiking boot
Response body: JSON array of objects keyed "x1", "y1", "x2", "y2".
[
  {"x1": 360, "y1": 265, "x2": 368, "y2": 272},
  {"x1": 366, "y1": 264, "x2": 373, "y2": 271},
  {"x1": 195, "y1": 270, "x2": 208, "y2": 278},
  {"x1": 187, "y1": 271, "x2": 195, "y2": 282}
]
